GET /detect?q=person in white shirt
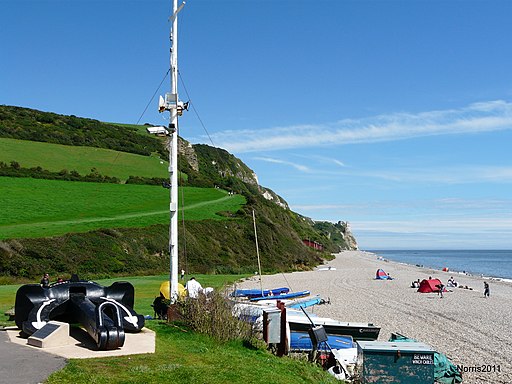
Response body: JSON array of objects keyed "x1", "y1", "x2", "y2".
[{"x1": 185, "y1": 277, "x2": 203, "y2": 298}]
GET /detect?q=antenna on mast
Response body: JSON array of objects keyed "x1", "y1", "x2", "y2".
[{"x1": 158, "y1": 0, "x2": 187, "y2": 303}]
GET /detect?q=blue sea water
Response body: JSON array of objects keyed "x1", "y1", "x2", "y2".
[{"x1": 368, "y1": 250, "x2": 512, "y2": 280}]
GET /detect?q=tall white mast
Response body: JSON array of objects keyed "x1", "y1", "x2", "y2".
[{"x1": 159, "y1": 0, "x2": 186, "y2": 302}]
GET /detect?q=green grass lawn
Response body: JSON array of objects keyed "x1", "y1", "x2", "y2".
[
  {"x1": 0, "y1": 137, "x2": 169, "y2": 180},
  {"x1": 0, "y1": 274, "x2": 338, "y2": 384},
  {"x1": 0, "y1": 177, "x2": 245, "y2": 239},
  {"x1": 47, "y1": 322, "x2": 337, "y2": 384}
]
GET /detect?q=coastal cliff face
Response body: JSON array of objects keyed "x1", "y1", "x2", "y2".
[
  {"x1": 260, "y1": 187, "x2": 289, "y2": 209},
  {"x1": 178, "y1": 138, "x2": 199, "y2": 172},
  {"x1": 312, "y1": 220, "x2": 358, "y2": 251},
  {"x1": 178, "y1": 139, "x2": 289, "y2": 209},
  {"x1": 177, "y1": 139, "x2": 357, "y2": 252},
  {"x1": 338, "y1": 221, "x2": 358, "y2": 250}
]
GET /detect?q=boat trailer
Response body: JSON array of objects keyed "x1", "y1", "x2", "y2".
[{"x1": 15, "y1": 275, "x2": 145, "y2": 350}]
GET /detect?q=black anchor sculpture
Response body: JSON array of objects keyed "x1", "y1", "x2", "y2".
[{"x1": 15, "y1": 275, "x2": 145, "y2": 350}]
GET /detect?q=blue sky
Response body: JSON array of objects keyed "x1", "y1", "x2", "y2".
[{"x1": 3, "y1": 0, "x2": 512, "y2": 249}]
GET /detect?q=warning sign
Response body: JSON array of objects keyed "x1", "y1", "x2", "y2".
[{"x1": 412, "y1": 354, "x2": 434, "y2": 365}]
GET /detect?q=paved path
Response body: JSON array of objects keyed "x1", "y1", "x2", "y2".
[{"x1": 0, "y1": 330, "x2": 67, "y2": 384}]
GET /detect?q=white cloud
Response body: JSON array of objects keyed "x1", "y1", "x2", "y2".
[
  {"x1": 252, "y1": 156, "x2": 310, "y2": 172},
  {"x1": 304, "y1": 165, "x2": 512, "y2": 184},
  {"x1": 208, "y1": 100, "x2": 512, "y2": 153},
  {"x1": 332, "y1": 159, "x2": 346, "y2": 167}
]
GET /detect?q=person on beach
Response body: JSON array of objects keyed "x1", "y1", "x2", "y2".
[
  {"x1": 436, "y1": 282, "x2": 445, "y2": 298},
  {"x1": 40, "y1": 273, "x2": 50, "y2": 288},
  {"x1": 484, "y1": 281, "x2": 490, "y2": 298}
]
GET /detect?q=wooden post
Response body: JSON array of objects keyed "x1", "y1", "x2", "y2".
[
  {"x1": 263, "y1": 310, "x2": 269, "y2": 343},
  {"x1": 277, "y1": 301, "x2": 288, "y2": 357}
]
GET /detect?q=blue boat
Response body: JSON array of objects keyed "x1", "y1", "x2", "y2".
[
  {"x1": 249, "y1": 290, "x2": 310, "y2": 302},
  {"x1": 289, "y1": 331, "x2": 354, "y2": 352},
  {"x1": 231, "y1": 287, "x2": 289, "y2": 298},
  {"x1": 286, "y1": 295, "x2": 323, "y2": 309}
]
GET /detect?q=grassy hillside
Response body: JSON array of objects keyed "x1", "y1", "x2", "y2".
[
  {"x1": 0, "y1": 137, "x2": 168, "y2": 180},
  {"x1": 0, "y1": 177, "x2": 245, "y2": 239},
  {"x1": 0, "y1": 105, "x2": 353, "y2": 281},
  {"x1": 0, "y1": 181, "x2": 327, "y2": 279},
  {"x1": 0, "y1": 105, "x2": 166, "y2": 158},
  {"x1": 0, "y1": 206, "x2": 325, "y2": 280}
]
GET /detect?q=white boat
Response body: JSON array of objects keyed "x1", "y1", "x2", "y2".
[
  {"x1": 232, "y1": 295, "x2": 324, "y2": 326},
  {"x1": 286, "y1": 311, "x2": 380, "y2": 341}
]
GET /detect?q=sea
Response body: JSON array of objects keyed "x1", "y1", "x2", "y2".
[{"x1": 368, "y1": 250, "x2": 512, "y2": 281}]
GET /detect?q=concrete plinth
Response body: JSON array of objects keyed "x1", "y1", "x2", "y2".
[{"x1": 28, "y1": 321, "x2": 70, "y2": 348}]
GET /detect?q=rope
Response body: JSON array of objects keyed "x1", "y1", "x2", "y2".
[
  {"x1": 136, "y1": 69, "x2": 170, "y2": 125},
  {"x1": 178, "y1": 70, "x2": 217, "y2": 148},
  {"x1": 178, "y1": 70, "x2": 239, "y2": 189},
  {"x1": 280, "y1": 272, "x2": 294, "y2": 292}
]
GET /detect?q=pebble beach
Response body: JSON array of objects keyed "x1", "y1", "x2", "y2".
[{"x1": 236, "y1": 251, "x2": 512, "y2": 384}]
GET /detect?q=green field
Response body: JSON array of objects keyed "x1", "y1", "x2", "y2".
[
  {"x1": 0, "y1": 177, "x2": 245, "y2": 239},
  {"x1": 0, "y1": 137, "x2": 169, "y2": 180}
]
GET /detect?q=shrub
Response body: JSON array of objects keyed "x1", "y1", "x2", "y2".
[{"x1": 175, "y1": 289, "x2": 257, "y2": 345}]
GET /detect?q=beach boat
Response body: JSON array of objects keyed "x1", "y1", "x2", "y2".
[
  {"x1": 232, "y1": 302, "x2": 273, "y2": 324},
  {"x1": 289, "y1": 331, "x2": 354, "y2": 352},
  {"x1": 244, "y1": 294, "x2": 323, "y2": 309},
  {"x1": 249, "y1": 289, "x2": 311, "y2": 302},
  {"x1": 231, "y1": 287, "x2": 289, "y2": 298},
  {"x1": 232, "y1": 294, "x2": 324, "y2": 324},
  {"x1": 232, "y1": 211, "x2": 314, "y2": 305},
  {"x1": 283, "y1": 294, "x2": 324, "y2": 309},
  {"x1": 287, "y1": 311, "x2": 380, "y2": 341}
]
